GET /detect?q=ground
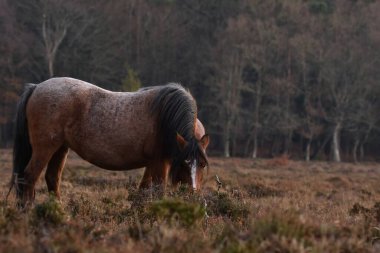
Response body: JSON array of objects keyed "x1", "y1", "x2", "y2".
[{"x1": 0, "y1": 149, "x2": 379, "y2": 253}]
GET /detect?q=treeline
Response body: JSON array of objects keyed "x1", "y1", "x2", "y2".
[{"x1": 0, "y1": 0, "x2": 380, "y2": 162}]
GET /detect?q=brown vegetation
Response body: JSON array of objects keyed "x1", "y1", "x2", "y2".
[{"x1": 1, "y1": 149, "x2": 380, "y2": 252}]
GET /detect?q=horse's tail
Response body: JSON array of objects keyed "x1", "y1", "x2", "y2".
[{"x1": 9, "y1": 84, "x2": 37, "y2": 200}]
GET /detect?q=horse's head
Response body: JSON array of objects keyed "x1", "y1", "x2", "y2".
[{"x1": 171, "y1": 119, "x2": 210, "y2": 190}]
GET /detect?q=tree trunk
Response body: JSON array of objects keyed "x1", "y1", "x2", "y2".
[
  {"x1": 284, "y1": 48, "x2": 292, "y2": 156},
  {"x1": 0, "y1": 124, "x2": 3, "y2": 148},
  {"x1": 311, "y1": 134, "x2": 331, "y2": 160},
  {"x1": 359, "y1": 144, "x2": 364, "y2": 161},
  {"x1": 284, "y1": 132, "x2": 292, "y2": 155},
  {"x1": 42, "y1": 14, "x2": 67, "y2": 78},
  {"x1": 271, "y1": 136, "x2": 280, "y2": 157},
  {"x1": 47, "y1": 54, "x2": 54, "y2": 77},
  {"x1": 359, "y1": 127, "x2": 371, "y2": 162},
  {"x1": 353, "y1": 139, "x2": 359, "y2": 163},
  {"x1": 224, "y1": 138, "x2": 230, "y2": 158},
  {"x1": 252, "y1": 79, "x2": 261, "y2": 159},
  {"x1": 305, "y1": 138, "x2": 312, "y2": 162},
  {"x1": 224, "y1": 114, "x2": 232, "y2": 158},
  {"x1": 332, "y1": 122, "x2": 341, "y2": 162},
  {"x1": 223, "y1": 49, "x2": 240, "y2": 158},
  {"x1": 135, "y1": 0, "x2": 141, "y2": 69},
  {"x1": 252, "y1": 133, "x2": 258, "y2": 159}
]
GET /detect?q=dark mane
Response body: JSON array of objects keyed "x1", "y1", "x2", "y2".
[
  {"x1": 150, "y1": 83, "x2": 196, "y2": 151},
  {"x1": 149, "y1": 83, "x2": 207, "y2": 179}
]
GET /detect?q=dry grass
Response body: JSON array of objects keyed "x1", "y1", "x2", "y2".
[{"x1": 1, "y1": 149, "x2": 380, "y2": 252}]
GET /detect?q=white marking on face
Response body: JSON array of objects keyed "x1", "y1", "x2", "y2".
[{"x1": 191, "y1": 159, "x2": 197, "y2": 190}]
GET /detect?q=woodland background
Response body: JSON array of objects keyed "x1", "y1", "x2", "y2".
[{"x1": 0, "y1": 0, "x2": 379, "y2": 162}]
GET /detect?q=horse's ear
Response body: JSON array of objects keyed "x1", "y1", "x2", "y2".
[
  {"x1": 176, "y1": 133, "x2": 187, "y2": 150},
  {"x1": 200, "y1": 134, "x2": 210, "y2": 149}
]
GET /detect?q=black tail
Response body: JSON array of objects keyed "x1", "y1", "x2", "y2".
[{"x1": 11, "y1": 84, "x2": 37, "y2": 199}]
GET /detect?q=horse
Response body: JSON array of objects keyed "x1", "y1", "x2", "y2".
[{"x1": 11, "y1": 77, "x2": 210, "y2": 207}]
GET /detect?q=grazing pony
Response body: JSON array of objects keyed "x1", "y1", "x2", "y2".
[{"x1": 11, "y1": 77, "x2": 209, "y2": 207}]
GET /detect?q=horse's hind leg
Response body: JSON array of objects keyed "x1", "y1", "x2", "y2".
[
  {"x1": 22, "y1": 149, "x2": 56, "y2": 207},
  {"x1": 45, "y1": 146, "x2": 69, "y2": 199}
]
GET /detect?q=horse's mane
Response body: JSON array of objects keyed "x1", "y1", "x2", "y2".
[{"x1": 146, "y1": 83, "x2": 208, "y2": 179}]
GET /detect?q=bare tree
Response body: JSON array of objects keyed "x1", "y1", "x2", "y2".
[
  {"x1": 210, "y1": 15, "x2": 253, "y2": 157},
  {"x1": 315, "y1": 0, "x2": 379, "y2": 162},
  {"x1": 40, "y1": 0, "x2": 81, "y2": 77}
]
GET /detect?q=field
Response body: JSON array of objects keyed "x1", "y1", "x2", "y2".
[{"x1": 0, "y1": 149, "x2": 380, "y2": 253}]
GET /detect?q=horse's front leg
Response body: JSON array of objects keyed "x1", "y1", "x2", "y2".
[
  {"x1": 139, "y1": 167, "x2": 152, "y2": 189},
  {"x1": 151, "y1": 160, "x2": 170, "y2": 188},
  {"x1": 139, "y1": 160, "x2": 170, "y2": 196}
]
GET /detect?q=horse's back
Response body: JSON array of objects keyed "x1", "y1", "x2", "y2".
[
  {"x1": 27, "y1": 78, "x2": 110, "y2": 135},
  {"x1": 26, "y1": 77, "x2": 157, "y2": 170}
]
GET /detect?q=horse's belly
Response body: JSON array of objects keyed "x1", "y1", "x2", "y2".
[
  {"x1": 66, "y1": 121, "x2": 155, "y2": 167},
  {"x1": 71, "y1": 144, "x2": 148, "y2": 171},
  {"x1": 64, "y1": 118, "x2": 155, "y2": 170}
]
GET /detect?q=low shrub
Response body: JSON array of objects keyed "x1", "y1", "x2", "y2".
[
  {"x1": 245, "y1": 182, "x2": 283, "y2": 198},
  {"x1": 349, "y1": 203, "x2": 371, "y2": 216},
  {"x1": 31, "y1": 195, "x2": 66, "y2": 226},
  {"x1": 150, "y1": 199, "x2": 205, "y2": 227},
  {"x1": 250, "y1": 213, "x2": 313, "y2": 243},
  {"x1": 0, "y1": 205, "x2": 23, "y2": 234},
  {"x1": 206, "y1": 192, "x2": 249, "y2": 221},
  {"x1": 215, "y1": 213, "x2": 316, "y2": 253},
  {"x1": 373, "y1": 202, "x2": 380, "y2": 222}
]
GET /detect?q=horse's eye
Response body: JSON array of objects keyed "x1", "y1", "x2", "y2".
[{"x1": 199, "y1": 162, "x2": 206, "y2": 169}]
